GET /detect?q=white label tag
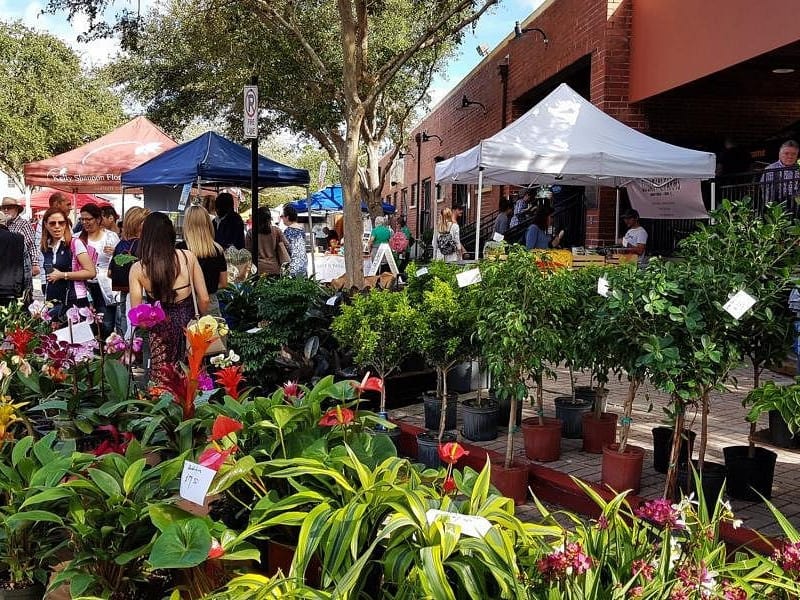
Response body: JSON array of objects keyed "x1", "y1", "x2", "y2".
[
  {"x1": 54, "y1": 320, "x2": 95, "y2": 344},
  {"x1": 597, "y1": 276, "x2": 610, "y2": 298},
  {"x1": 492, "y1": 232, "x2": 504, "y2": 242},
  {"x1": 326, "y1": 296, "x2": 338, "y2": 306},
  {"x1": 245, "y1": 327, "x2": 262, "y2": 334},
  {"x1": 723, "y1": 290, "x2": 757, "y2": 320},
  {"x1": 416, "y1": 267, "x2": 429, "y2": 276},
  {"x1": 179, "y1": 461, "x2": 216, "y2": 506},
  {"x1": 456, "y1": 268, "x2": 482, "y2": 288},
  {"x1": 425, "y1": 509, "x2": 491, "y2": 538}
]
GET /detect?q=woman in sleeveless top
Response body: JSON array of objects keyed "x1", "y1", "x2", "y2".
[
  {"x1": 177, "y1": 205, "x2": 228, "y2": 315},
  {"x1": 129, "y1": 213, "x2": 209, "y2": 380}
]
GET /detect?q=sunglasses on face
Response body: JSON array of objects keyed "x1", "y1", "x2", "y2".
[{"x1": 47, "y1": 220, "x2": 66, "y2": 227}]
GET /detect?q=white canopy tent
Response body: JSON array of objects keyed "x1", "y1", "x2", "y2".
[{"x1": 435, "y1": 83, "x2": 717, "y2": 256}]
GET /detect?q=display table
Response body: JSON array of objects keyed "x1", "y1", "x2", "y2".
[{"x1": 307, "y1": 254, "x2": 372, "y2": 282}]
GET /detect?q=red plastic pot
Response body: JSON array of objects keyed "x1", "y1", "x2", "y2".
[
  {"x1": 490, "y1": 460, "x2": 529, "y2": 505},
  {"x1": 521, "y1": 417, "x2": 562, "y2": 462},
  {"x1": 582, "y1": 412, "x2": 618, "y2": 454},
  {"x1": 601, "y1": 443, "x2": 644, "y2": 495}
]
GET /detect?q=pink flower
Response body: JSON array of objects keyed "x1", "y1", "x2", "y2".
[
  {"x1": 722, "y1": 581, "x2": 747, "y2": 600},
  {"x1": 389, "y1": 231, "x2": 409, "y2": 253},
  {"x1": 131, "y1": 336, "x2": 143, "y2": 352},
  {"x1": 537, "y1": 542, "x2": 592, "y2": 581},
  {"x1": 197, "y1": 372, "x2": 214, "y2": 391},
  {"x1": 773, "y1": 541, "x2": 800, "y2": 574},
  {"x1": 635, "y1": 498, "x2": 683, "y2": 529},
  {"x1": 282, "y1": 380, "x2": 303, "y2": 401},
  {"x1": 197, "y1": 447, "x2": 235, "y2": 471},
  {"x1": 628, "y1": 586, "x2": 644, "y2": 599},
  {"x1": 632, "y1": 559, "x2": 654, "y2": 581},
  {"x1": 128, "y1": 302, "x2": 166, "y2": 329},
  {"x1": 595, "y1": 515, "x2": 609, "y2": 530}
]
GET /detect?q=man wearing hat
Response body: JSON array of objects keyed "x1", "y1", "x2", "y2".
[
  {"x1": 0, "y1": 209, "x2": 25, "y2": 305},
  {"x1": 619, "y1": 208, "x2": 648, "y2": 266},
  {"x1": 1, "y1": 197, "x2": 37, "y2": 293}
]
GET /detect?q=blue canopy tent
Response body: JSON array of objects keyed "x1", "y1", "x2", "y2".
[
  {"x1": 121, "y1": 131, "x2": 310, "y2": 188},
  {"x1": 289, "y1": 184, "x2": 396, "y2": 214}
]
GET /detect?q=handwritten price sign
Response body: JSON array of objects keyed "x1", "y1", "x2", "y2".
[{"x1": 179, "y1": 461, "x2": 216, "y2": 506}]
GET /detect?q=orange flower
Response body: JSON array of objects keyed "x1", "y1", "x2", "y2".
[
  {"x1": 185, "y1": 328, "x2": 214, "y2": 416},
  {"x1": 319, "y1": 405, "x2": 355, "y2": 427}
]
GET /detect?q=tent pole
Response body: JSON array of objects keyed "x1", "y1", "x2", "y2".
[
  {"x1": 614, "y1": 187, "x2": 620, "y2": 243},
  {"x1": 307, "y1": 185, "x2": 315, "y2": 279},
  {"x1": 474, "y1": 169, "x2": 483, "y2": 260},
  {"x1": 710, "y1": 180, "x2": 716, "y2": 212},
  {"x1": 121, "y1": 189, "x2": 126, "y2": 217}
]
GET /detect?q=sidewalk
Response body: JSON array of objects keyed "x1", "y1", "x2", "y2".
[{"x1": 392, "y1": 363, "x2": 800, "y2": 539}]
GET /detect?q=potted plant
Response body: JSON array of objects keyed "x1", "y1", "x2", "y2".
[
  {"x1": 476, "y1": 247, "x2": 569, "y2": 500},
  {"x1": 331, "y1": 287, "x2": 425, "y2": 442},
  {"x1": 459, "y1": 357, "x2": 499, "y2": 442},
  {"x1": 411, "y1": 272, "x2": 481, "y2": 466},
  {"x1": 676, "y1": 199, "x2": 800, "y2": 502}
]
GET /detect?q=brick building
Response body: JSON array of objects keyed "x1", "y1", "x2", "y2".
[{"x1": 379, "y1": 0, "x2": 800, "y2": 248}]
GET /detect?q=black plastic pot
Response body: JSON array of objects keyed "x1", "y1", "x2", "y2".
[
  {"x1": 367, "y1": 426, "x2": 402, "y2": 450},
  {"x1": 574, "y1": 386, "x2": 598, "y2": 410},
  {"x1": 416, "y1": 430, "x2": 457, "y2": 468},
  {"x1": 554, "y1": 396, "x2": 593, "y2": 439},
  {"x1": 447, "y1": 360, "x2": 488, "y2": 393},
  {"x1": 652, "y1": 427, "x2": 696, "y2": 474},
  {"x1": 0, "y1": 584, "x2": 46, "y2": 600},
  {"x1": 493, "y1": 390, "x2": 523, "y2": 428},
  {"x1": 676, "y1": 460, "x2": 727, "y2": 510},
  {"x1": 461, "y1": 399, "x2": 499, "y2": 441},
  {"x1": 723, "y1": 445, "x2": 778, "y2": 501},
  {"x1": 768, "y1": 410, "x2": 800, "y2": 448},
  {"x1": 423, "y1": 391, "x2": 458, "y2": 431}
]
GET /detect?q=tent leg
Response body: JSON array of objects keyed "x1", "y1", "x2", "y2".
[
  {"x1": 307, "y1": 185, "x2": 316, "y2": 279},
  {"x1": 614, "y1": 187, "x2": 620, "y2": 244},
  {"x1": 121, "y1": 189, "x2": 126, "y2": 218},
  {"x1": 474, "y1": 169, "x2": 483, "y2": 261}
]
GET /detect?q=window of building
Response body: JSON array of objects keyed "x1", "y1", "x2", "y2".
[
  {"x1": 453, "y1": 184, "x2": 468, "y2": 208},
  {"x1": 436, "y1": 183, "x2": 443, "y2": 203},
  {"x1": 401, "y1": 188, "x2": 408, "y2": 212},
  {"x1": 410, "y1": 183, "x2": 417, "y2": 208}
]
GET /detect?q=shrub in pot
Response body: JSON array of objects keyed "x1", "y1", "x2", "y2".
[
  {"x1": 408, "y1": 264, "x2": 480, "y2": 467},
  {"x1": 331, "y1": 288, "x2": 425, "y2": 441},
  {"x1": 476, "y1": 248, "x2": 571, "y2": 497}
]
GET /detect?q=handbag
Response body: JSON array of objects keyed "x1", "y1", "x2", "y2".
[
  {"x1": 275, "y1": 227, "x2": 291, "y2": 267},
  {"x1": 187, "y1": 253, "x2": 227, "y2": 357}
]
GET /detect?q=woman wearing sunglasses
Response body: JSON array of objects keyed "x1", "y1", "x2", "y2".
[{"x1": 40, "y1": 207, "x2": 97, "y2": 322}]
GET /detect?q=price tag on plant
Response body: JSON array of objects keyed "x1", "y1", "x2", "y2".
[
  {"x1": 326, "y1": 296, "x2": 338, "y2": 306},
  {"x1": 416, "y1": 267, "x2": 429, "y2": 276},
  {"x1": 723, "y1": 289, "x2": 757, "y2": 320},
  {"x1": 179, "y1": 461, "x2": 216, "y2": 506},
  {"x1": 492, "y1": 232, "x2": 505, "y2": 242},
  {"x1": 456, "y1": 268, "x2": 482, "y2": 288},
  {"x1": 425, "y1": 509, "x2": 491, "y2": 538},
  {"x1": 597, "y1": 276, "x2": 610, "y2": 297},
  {"x1": 245, "y1": 326, "x2": 262, "y2": 334}
]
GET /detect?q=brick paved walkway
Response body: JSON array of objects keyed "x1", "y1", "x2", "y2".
[{"x1": 392, "y1": 363, "x2": 800, "y2": 538}]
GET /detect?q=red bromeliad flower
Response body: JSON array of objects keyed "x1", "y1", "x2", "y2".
[
  {"x1": 198, "y1": 447, "x2": 236, "y2": 471},
  {"x1": 438, "y1": 442, "x2": 468, "y2": 465},
  {"x1": 319, "y1": 406, "x2": 355, "y2": 427},
  {"x1": 442, "y1": 476, "x2": 457, "y2": 494},
  {"x1": 6, "y1": 327, "x2": 35, "y2": 356},
  {"x1": 157, "y1": 364, "x2": 193, "y2": 419},
  {"x1": 214, "y1": 365, "x2": 245, "y2": 400},
  {"x1": 207, "y1": 538, "x2": 225, "y2": 559},
  {"x1": 210, "y1": 415, "x2": 243, "y2": 442},
  {"x1": 282, "y1": 380, "x2": 303, "y2": 401},
  {"x1": 91, "y1": 424, "x2": 134, "y2": 457}
]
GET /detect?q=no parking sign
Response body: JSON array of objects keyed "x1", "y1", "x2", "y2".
[{"x1": 244, "y1": 85, "x2": 258, "y2": 139}]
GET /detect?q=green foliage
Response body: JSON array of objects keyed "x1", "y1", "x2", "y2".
[
  {"x1": 332, "y1": 288, "x2": 425, "y2": 382},
  {"x1": 0, "y1": 20, "x2": 123, "y2": 186},
  {"x1": 744, "y1": 379, "x2": 800, "y2": 435}
]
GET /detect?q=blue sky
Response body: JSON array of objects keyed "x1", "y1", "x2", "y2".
[{"x1": 2, "y1": 0, "x2": 545, "y2": 104}]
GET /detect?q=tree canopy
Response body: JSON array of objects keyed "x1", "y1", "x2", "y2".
[{"x1": 0, "y1": 20, "x2": 124, "y2": 189}]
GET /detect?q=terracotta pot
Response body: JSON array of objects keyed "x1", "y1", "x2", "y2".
[
  {"x1": 581, "y1": 412, "x2": 618, "y2": 454},
  {"x1": 601, "y1": 443, "x2": 644, "y2": 495},
  {"x1": 521, "y1": 417, "x2": 562, "y2": 462},
  {"x1": 490, "y1": 460, "x2": 529, "y2": 505}
]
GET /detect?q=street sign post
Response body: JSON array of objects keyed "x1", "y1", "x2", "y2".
[{"x1": 244, "y1": 85, "x2": 258, "y2": 139}]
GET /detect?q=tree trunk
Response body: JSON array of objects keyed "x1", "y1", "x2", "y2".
[
  {"x1": 438, "y1": 366, "x2": 448, "y2": 443},
  {"x1": 341, "y1": 116, "x2": 366, "y2": 289},
  {"x1": 536, "y1": 374, "x2": 544, "y2": 426},
  {"x1": 618, "y1": 378, "x2": 640, "y2": 453},
  {"x1": 664, "y1": 400, "x2": 686, "y2": 499},
  {"x1": 506, "y1": 396, "x2": 517, "y2": 468},
  {"x1": 361, "y1": 140, "x2": 383, "y2": 219}
]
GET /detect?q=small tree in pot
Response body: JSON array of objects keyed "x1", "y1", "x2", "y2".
[
  {"x1": 331, "y1": 288, "x2": 425, "y2": 420},
  {"x1": 476, "y1": 248, "x2": 571, "y2": 498}
]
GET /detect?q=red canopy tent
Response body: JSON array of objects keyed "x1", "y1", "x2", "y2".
[
  {"x1": 23, "y1": 116, "x2": 177, "y2": 193},
  {"x1": 28, "y1": 188, "x2": 111, "y2": 212}
]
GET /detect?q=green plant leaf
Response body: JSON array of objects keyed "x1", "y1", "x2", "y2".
[
  {"x1": 11, "y1": 436, "x2": 33, "y2": 468},
  {"x1": 6, "y1": 510, "x2": 63, "y2": 526},
  {"x1": 148, "y1": 519, "x2": 212, "y2": 569},
  {"x1": 20, "y1": 487, "x2": 73, "y2": 508},
  {"x1": 122, "y1": 458, "x2": 147, "y2": 495},
  {"x1": 87, "y1": 467, "x2": 122, "y2": 498}
]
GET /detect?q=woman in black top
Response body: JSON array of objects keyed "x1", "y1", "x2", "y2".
[{"x1": 177, "y1": 205, "x2": 228, "y2": 316}]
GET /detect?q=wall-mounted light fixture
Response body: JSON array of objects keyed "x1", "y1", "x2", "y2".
[
  {"x1": 514, "y1": 21, "x2": 548, "y2": 45},
  {"x1": 421, "y1": 131, "x2": 443, "y2": 145},
  {"x1": 398, "y1": 150, "x2": 414, "y2": 158},
  {"x1": 461, "y1": 94, "x2": 487, "y2": 113}
]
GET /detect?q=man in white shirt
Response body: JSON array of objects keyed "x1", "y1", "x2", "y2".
[{"x1": 620, "y1": 208, "x2": 648, "y2": 266}]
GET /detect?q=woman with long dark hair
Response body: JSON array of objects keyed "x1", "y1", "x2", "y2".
[
  {"x1": 129, "y1": 212, "x2": 209, "y2": 376},
  {"x1": 525, "y1": 206, "x2": 563, "y2": 249},
  {"x1": 245, "y1": 206, "x2": 289, "y2": 276},
  {"x1": 79, "y1": 203, "x2": 120, "y2": 336},
  {"x1": 41, "y1": 207, "x2": 96, "y2": 321}
]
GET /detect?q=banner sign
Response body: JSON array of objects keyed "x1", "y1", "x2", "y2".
[{"x1": 626, "y1": 178, "x2": 708, "y2": 219}]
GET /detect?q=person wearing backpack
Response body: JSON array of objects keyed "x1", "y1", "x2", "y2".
[
  {"x1": 433, "y1": 207, "x2": 462, "y2": 263},
  {"x1": 41, "y1": 207, "x2": 97, "y2": 323}
]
